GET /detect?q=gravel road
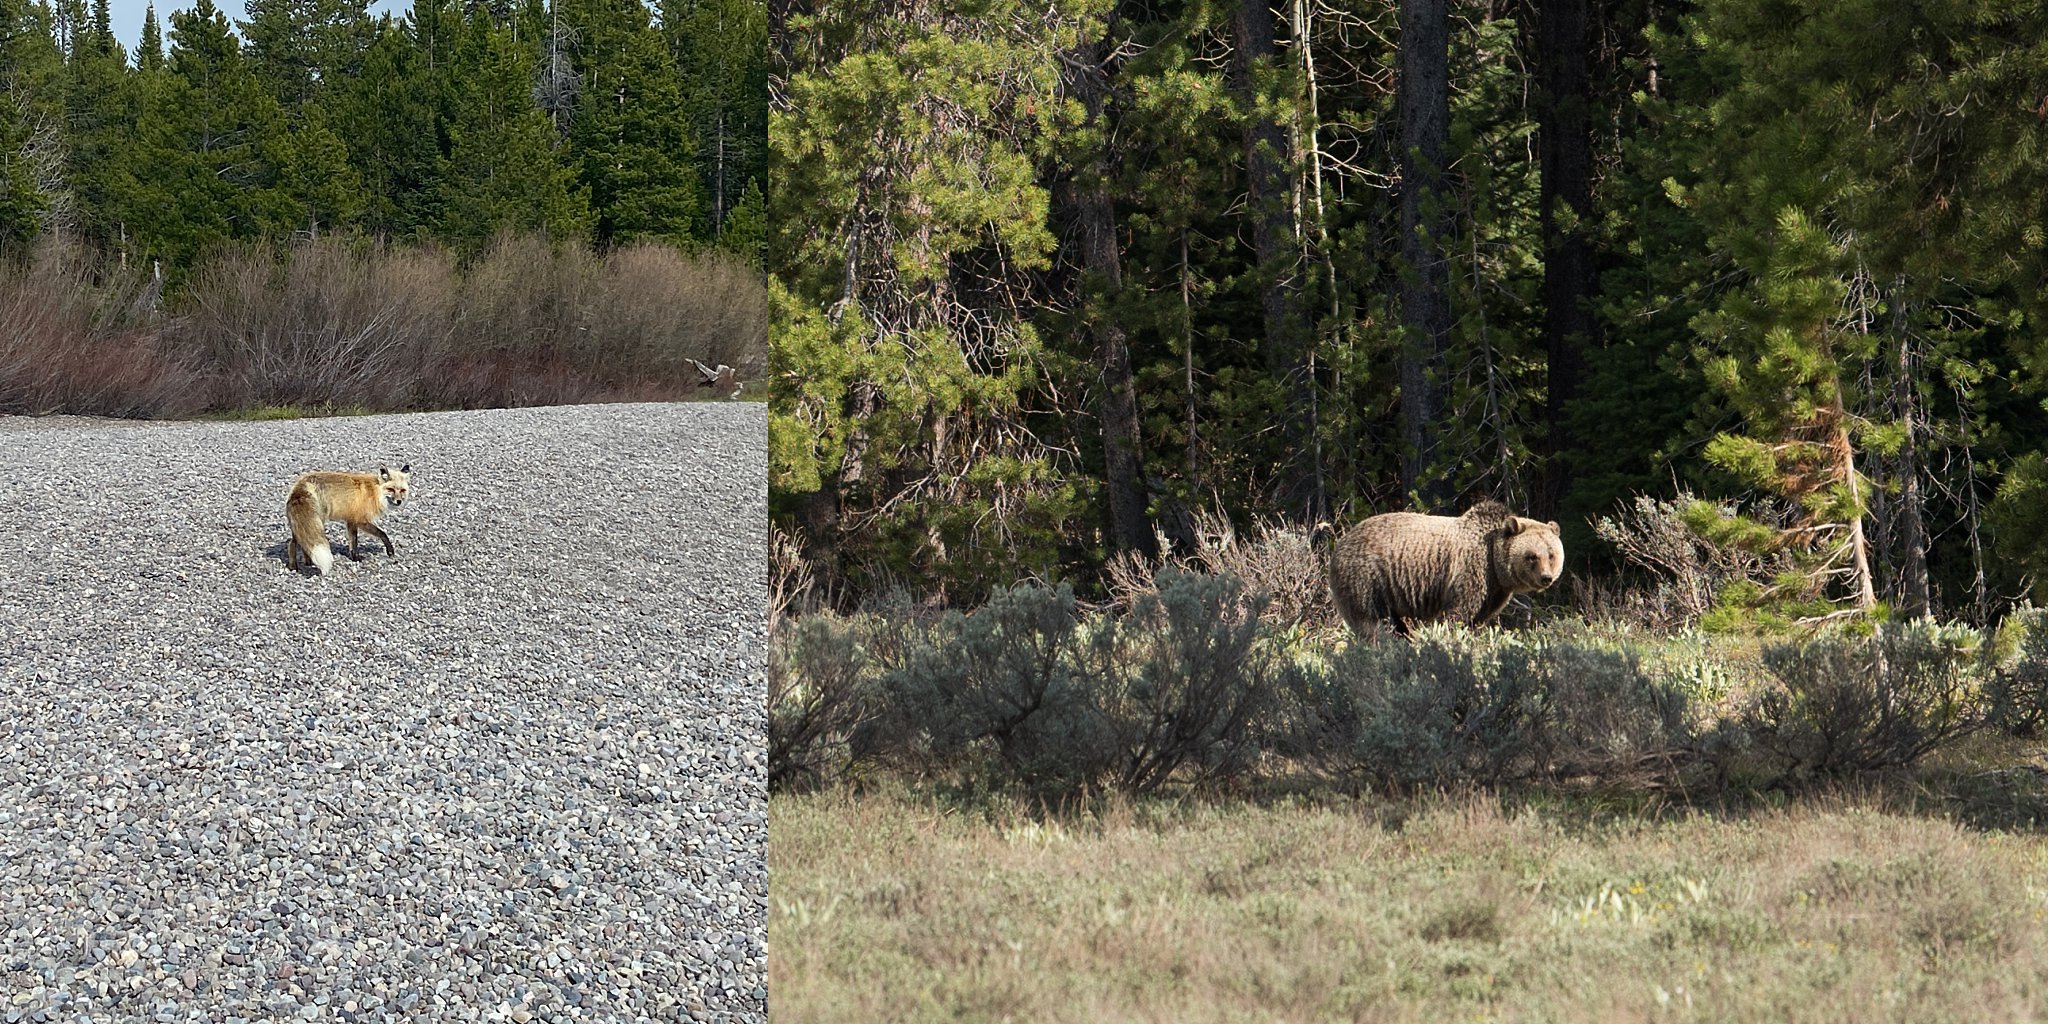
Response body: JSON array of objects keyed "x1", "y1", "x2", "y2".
[{"x1": 0, "y1": 403, "x2": 767, "y2": 1023}]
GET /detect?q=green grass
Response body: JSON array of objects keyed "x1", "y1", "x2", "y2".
[
  {"x1": 198, "y1": 403, "x2": 377, "y2": 421},
  {"x1": 771, "y1": 785, "x2": 2048, "y2": 1023}
]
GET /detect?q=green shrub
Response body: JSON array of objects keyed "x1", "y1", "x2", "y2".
[
  {"x1": 1338, "y1": 627, "x2": 1696, "y2": 789},
  {"x1": 1987, "y1": 611, "x2": 2048, "y2": 738},
  {"x1": 1745, "y1": 623, "x2": 1985, "y2": 780},
  {"x1": 1343, "y1": 631, "x2": 1530, "y2": 788},
  {"x1": 855, "y1": 573, "x2": 1285, "y2": 795},
  {"x1": 1512, "y1": 635, "x2": 1696, "y2": 779},
  {"x1": 1078, "y1": 569, "x2": 1273, "y2": 792},
  {"x1": 871, "y1": 582, "x2": 1105, "y2": 789}
]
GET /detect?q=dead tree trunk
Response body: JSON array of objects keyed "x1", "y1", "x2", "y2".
[{"x1": 1890, "y1": 292, "x2": 1930, "y2": 619}]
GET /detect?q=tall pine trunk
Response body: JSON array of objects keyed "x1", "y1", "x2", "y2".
[
  {"x1": 1534, "y1": 0, "x2": 1597, "y2": 520},
  {"x1": 1397, "y1": 0, "x2": 1452, "y2": 508},
  {"x1": 1067, "y1": 26, "x2": 1153, "y2": 558}
]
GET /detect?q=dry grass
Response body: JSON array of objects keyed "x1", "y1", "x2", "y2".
[
  {"x1": 1106, "y1": 511, "x2": 1333, "y2": 628},
  {"x1": 771, "y1": 787, "x2": 2048, "y2": 1023}
]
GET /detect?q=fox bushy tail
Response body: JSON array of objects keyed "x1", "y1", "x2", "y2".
[{"x1": 286, "y1": 489, "x2": 333, "y2": 574}]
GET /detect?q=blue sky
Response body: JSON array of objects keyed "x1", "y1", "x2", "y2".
[{"x1": 105, "y1": 0, "x2": 406, "y2": 55}]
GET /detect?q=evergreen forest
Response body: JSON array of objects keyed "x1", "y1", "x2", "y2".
[
  {"x1": 768, "y1": 0, "x2": 2048, "y2": 625},
  {"x1": 0, "y1": 0, "x2": 769, "y2": 418},
  {"x1": 3, "y1": 0, "x2": 767, "y2": 266}
]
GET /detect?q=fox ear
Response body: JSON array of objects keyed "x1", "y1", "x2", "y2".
[
  {"x1": 378, "y1": 466, "x2": 390, "y2": 479},
  {"x1": 401, "y1": 463, "x2": 410, "y2": 474}
]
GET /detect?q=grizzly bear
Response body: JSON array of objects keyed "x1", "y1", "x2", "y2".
[{"x1": 1328, "y1": 500, "x2": 1564, "y2": 636}]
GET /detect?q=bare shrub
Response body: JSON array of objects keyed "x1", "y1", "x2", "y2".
[
  {"x1": 6, "y1": 231, "x2": 768, "y2": 418},
  {"x1": 588, "y1": 241, "x2": 768, "y2": 384},
  {"x1": 768, "y1": 614, "x2": 879, "y2": 790},
  {"x1": 1591, "y1": 492, "x2": 1778, "y2": 629},
  {"x1": 769, "y1": 525, "x2": 817, "y2": 636},
  {"x1": 451, "y1": 233, "x2": 766, "y2": 404},
  {"x1": 1107, "y1": 512, "x2": 1331, "y2": 629},
  {"x1": 176, "y1": 238, "x2": 455, "y2": 410},
  {"x1": 0, "y1": 243, "x2": 212, "y2": 417},
  {"x1": 456, "y1": 232, "x2": 599, "y2": 366},
  {"x1": 1745, "y1": 622, "x2": 1986, "y2": 780}
]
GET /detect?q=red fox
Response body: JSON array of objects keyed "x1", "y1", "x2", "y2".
[{"x1": 285, "y1": 465, "x2": 411, "y2": 575}]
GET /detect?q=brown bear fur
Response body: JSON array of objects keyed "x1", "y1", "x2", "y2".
[{"x1": 1328, "y1": 500, "x2": 1565, "y2": 636}]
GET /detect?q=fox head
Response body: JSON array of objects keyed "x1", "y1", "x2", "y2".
[{"x1": 378, "y1": 464, "x2": 412, "y2": 508}]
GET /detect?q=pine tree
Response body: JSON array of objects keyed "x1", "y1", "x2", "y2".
[
  {"x1": 268, "y1": 101, "x2": 362, "y2": 235},
  {"x1": 241, "y1": 0, "x2": 319, "y2": 109},
  {"x1": 717, "y1": 176, "x2": 762, "y2": 265},
  {"x1": 243, "y1": 0, "x2": 374, "y2": 113},
  {"x1": 1396, "y1": 0, "x2": 1453, "y2": 507},
  {"x1": 137, "y1": 3, "x2": 162, "y2": 70},
  {"x1": 329, "y1": 18, "x2": 446, "y2": 236},
  {"x1": 124, "y1": 0, "x2": 288, "y2": 268},
  {"x1": 663, "y1": 0, "x2": 764, "y2": 237},
  {"x1": 0, "y1": 0, "x2": 51, "y2": 255},
  {"x1": 434, "y1": 10, "x2": 592, "y2": 247},
  {"x1": 58, "y1": 0, "x2": 133, "y2": 254},
  {"x1": 563, "y1": 0, "x2": 699, "y2": 244},
  {"x1": 771, "y1": 0, "x2": 1100, "y2": 591},
  {"x1": 1690, "y1": 207, "x2": 1879, "y2": 622}
]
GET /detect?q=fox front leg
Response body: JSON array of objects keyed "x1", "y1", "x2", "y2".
[
  {"x1": 346, "y1": 523, "x2": 363, "y2": 560},
  {"x1": 362, "y1": 523, "x2": 396, "y2": 557}
]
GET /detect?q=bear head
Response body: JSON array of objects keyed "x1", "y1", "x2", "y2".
[{"x1": 1498, "y1": 517, "x2": 1564, "y2": 593}]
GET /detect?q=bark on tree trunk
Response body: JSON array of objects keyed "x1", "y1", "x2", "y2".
[
  {"x1": 803, "y1": 378, "x2": 879, "y2": 575},
  {"x1": 1068, "y1": 27, "x2": 1154, "y2": 558},
  {"x1": 1397, "y1": 0, "x2": 1453, "y2": 508},
  {"x1": 1232, "y1": 0, "x2": 1322, "y2": 522},
  {"x1": 1534, "y1": 0, "x2": 1597, "y2": 521}
]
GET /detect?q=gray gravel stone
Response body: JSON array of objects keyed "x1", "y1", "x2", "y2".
[{"x1": 0, "y1": 403, "x2": 766, "y2": 1023}]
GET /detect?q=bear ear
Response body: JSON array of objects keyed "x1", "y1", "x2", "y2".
[
  {"x1": 1548, "y1": 520, "x2": 1560, "y2": 532},
  {"x1": 1502, "y1": 518, "x2": 1523, "y2": 537}
]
